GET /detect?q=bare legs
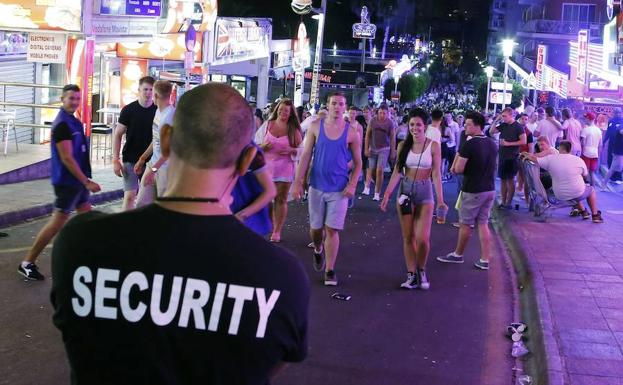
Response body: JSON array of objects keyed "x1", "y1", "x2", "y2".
[
  {"x1": 25, "y1": 203, "x2": 91, "y2": 263},
  {"x1": 122, "y1": 191, "x2": 137, "y2": 211},
  {"x1": 397, "y1": 203, "x2": 434, "y2": 272},
  {"x1": 270, "y1": 182, "x2": 291, "y2": 241},
  {"x1": 454, "y1": 222, "x2": 492, "y2": 262},
  {"x1": 310, "y1": 226, "x2": 340, "y2": 272}
]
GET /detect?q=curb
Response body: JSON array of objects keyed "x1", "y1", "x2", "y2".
[
  {"x1": 492, "y1": 208, "x2": 567, "y2": 385},
  {"x1": 0, "y1": 189, "x2": 123, "y2": 228}
]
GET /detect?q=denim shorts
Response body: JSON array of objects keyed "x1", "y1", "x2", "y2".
[
  {"x1": 123, "y1": 162, "x2": 141, "y2": 192},
  {"x1": 399, "y1": 177, "x2": 434, "y2": 205},
  {"x1": 368, "y1": 148, "x2": 390, "y2": 170},
  {"x1": 308, "y1": 186, "x2": 349, "y2": 230},
  {"x1": 53, "y1": 184, "x2": 90, "y2": 214}
]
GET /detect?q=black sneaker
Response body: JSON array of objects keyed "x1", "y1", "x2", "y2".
[
  {"x1": 324, "y1": 270, "x2": 338, "y2": 286},
  {"x1": 569, "y1": 208, "x2": 580, "y2": 217},
  {"x1": 18, "y1": 263, "x2": 45, "y2": 280},
  {"x1": 579, "y1": 210, "x2": 590, "y2": 220},
  {"x1": 400, "y1": 272, "x2": 418, "y2": 289},
  {"x1": 313, "y1": 247, "x2": 325, "y2": 272},
  {"x1": 592, "y1": 211, "x2": 603, "y2": 223}
]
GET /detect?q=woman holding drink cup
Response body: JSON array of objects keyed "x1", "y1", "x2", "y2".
[{"x1": 381, "y1": 108, "x2": 447, "y2": 290}]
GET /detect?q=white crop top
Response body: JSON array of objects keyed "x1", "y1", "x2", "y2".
[{"x1": 405, "y1": 141, "x2": 433, "y2": 169}]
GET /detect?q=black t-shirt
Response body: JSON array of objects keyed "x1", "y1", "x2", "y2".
[
  {"x1": 607, "y1": 117, "x2": 623, "y2": 155},
  {"x1": 459, "y1": 135, "x2": 498, "y2": 193},
  {"x1": 51, "y1": 205, "x2": 309, "y2": 385},
  {"x1": 497, "y1": 121, "x2": 524, "y2": 160},
  {"x1": 118, "y1": 101, "x2": 157, "y2": 163}
]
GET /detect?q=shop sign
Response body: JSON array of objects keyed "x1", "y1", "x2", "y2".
[
  {"x1": 117, "y1": 33, "x2": 202, "y2": 61},
  {"x1": 541, "y1": 65, "x2": 568, "y2": 98},
  {"x1": 120, "y1": 58, "x2": 148, "y2": 107},
  {"x1": 577, "y1": 30, "x2": 589, "y2": 84},
  {"x1": 352, "y1": 6, "x2": 376, "y2": 39},
  {"x1": 91, "y1": 16, "x2": 158, "y2": 35},
  {"x1": 273, "y1": 50, "x2": 293, "y2": 68},
  {"x1": 536, "y1": 45, "x2": 546, "y2": 74},
  {"x1": 0, "y1": 0, "x2": 81, "y2": 32},
  {"x1": 489, "y1": 91, "x2": 512, "y2": 105},
  {"x1": 292, "y1": 22, "x2": 310, "y2": 72},
  {"x1": 99, "y1": 0, "x2": 161, "y2": 17},
  {"x1": 211, "y1": 18, "x2": 271, "y2": 65},
  {"x1": 161, "y1": 0, "x2": 218, "y2": 33},
  {"x1": 26, "y1": 33, "x2": 66, "y2": 63},
  {"x1": 287, "y1": 72, "x2": 332, "y2": 83},
  {"x1": 491, "y1": 82, "x2": 513, "y2": 91}
]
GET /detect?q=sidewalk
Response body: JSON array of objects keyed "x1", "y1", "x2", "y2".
[
  {"x1": 495, "y1": 188, "x2": 623, "y2": 385},
  {"x1": 0, "y1": 166, "x2": 123, "y2": 228}
]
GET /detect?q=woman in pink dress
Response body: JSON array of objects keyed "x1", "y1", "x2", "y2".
[{"x1": 260, "y1": 99, "x2": 302, "y2": 242}]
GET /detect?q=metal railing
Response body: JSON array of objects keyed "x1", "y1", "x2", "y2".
[{"x1": 520, "y1": 20, "x2": 603, "y2": 38}]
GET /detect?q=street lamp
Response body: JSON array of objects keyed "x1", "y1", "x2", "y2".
[
  {"x1": 501, "y1": 39, "x2": 516, "y2": 109},
  {"x1": 292, "y1": 0, "x2": 327, "y2": 109},
  {"x1": 485, "y1": 65, "x2": 494, "y2": 113}
]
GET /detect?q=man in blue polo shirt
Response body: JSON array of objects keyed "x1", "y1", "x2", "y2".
[{"x1": 18, "y1": 84, "x2": 101, "y2": 281}]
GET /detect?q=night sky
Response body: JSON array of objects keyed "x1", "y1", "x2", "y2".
[{"x1": 219, "y1": 0, "x2": 492, "y2": 54}]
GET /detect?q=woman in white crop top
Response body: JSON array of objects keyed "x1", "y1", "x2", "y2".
[{"x1": 381, "y1": 108, "x2": 447, "y2": 290}]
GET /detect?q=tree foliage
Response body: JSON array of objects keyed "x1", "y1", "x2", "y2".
[
  {"x1": 383, "y1": 72, "x2": 431, "y2": 104},
  {"x1": 476, "y1": 74, "x2": 524, "y2": 109}
]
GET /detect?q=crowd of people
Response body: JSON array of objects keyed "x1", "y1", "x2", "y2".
[{"x1": 13, "y1": 77, "x2": 623, "y2": 384}]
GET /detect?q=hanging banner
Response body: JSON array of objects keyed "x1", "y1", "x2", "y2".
[
  {"x1": 27, "y1": 33, "x2": 67, "y2": 63},
  {"x1": 120, "y1": 58, "x2": 148, "y2": 107},
  {"x1": 81, "y1": 38, "x2": 95, "y2": 136},
  {"x1": 577, "y1": 30, "x2": 589, "y2": 84},
  {"x1": 161, "y1": 0, "x2": 218, "y2": 33}
]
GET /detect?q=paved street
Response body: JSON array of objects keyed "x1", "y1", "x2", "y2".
[
  {"x1": 495, "y1": 188, "x2": 623, "y2": 385},
  {"x1": 0, "y1": 181, "x2": 515, "y2": 385}
]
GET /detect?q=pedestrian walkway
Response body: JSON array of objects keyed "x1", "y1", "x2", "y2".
[
  {"x1": 0, "y1": 166, "x2": 123, "y2": 227},
  {"x1": 495, "y1": 189, "x2": 623, "y2": 385},
  {"x1": 0, "y1": 183, "x2": 516, "y2": 385}
]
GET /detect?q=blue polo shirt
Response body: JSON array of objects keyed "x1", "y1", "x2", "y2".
[{"x1": 50, "y1": 108, "x2": 91, "y2": 186}]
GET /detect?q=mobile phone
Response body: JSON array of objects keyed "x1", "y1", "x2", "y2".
[{"x1": 331, "y1": 293, "x2": 351, "y2": 301}]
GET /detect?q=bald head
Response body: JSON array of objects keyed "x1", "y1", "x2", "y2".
[{"x1": 171, "y1": 83, "x2": 253, "y2": 169}]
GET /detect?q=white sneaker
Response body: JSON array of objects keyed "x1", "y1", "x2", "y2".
[
  {"x1": 373, "y1": 193, "x2": 380, "y2": 201},
  {"x1": 362, "y1": 187, "x2": 370, "y2": 195},
  {"x1": 418, "y1": 270, "x2": 430, "y2": 290}
]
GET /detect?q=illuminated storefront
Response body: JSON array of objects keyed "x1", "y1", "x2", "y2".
[{"x1": 568, "y1": 18, "x2": 623, "y2": 104}]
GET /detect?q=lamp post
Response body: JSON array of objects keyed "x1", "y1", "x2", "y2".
[
  {"x1": 485, "y1": 65, "x2": 494, "y2": 113},
  {"x1": 501, "y1": 39, "x2": 515, "y2": 110}
]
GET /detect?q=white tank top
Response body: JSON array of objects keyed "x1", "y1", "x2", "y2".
[{"x1": 405, "y1": 141, "x2": 433, "y2": 169}]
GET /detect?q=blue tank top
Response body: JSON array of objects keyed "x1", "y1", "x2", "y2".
[{"x1": 310, "y1": 119, "x2": 350, "y2": 192}]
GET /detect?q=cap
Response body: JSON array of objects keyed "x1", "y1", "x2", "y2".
[{"x1": 584, "y1": 111, "x2": 596, "y2": 121}]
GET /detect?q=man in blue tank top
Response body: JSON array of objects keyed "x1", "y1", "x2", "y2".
[
  {"x1": 293, "y1": 92, "x2": 362, "y2": 286},
  {"x1": 18, "y1": 84, "x2": 101, "y2": 280}
]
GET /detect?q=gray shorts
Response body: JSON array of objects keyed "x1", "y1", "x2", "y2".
[
  {"x1": 368, "y1": 149, "x2": 390, "y2": 170},
  {"x1": 123, "y1": 162, "x2": 141, "y2": 192},
  {"x1": 567, "y1": 185, "x2": 594, "y2": 205},
  {"x1": 308, "y1": 186, "x2": 349, "y2": 230},
  {"x1": 459, "y1": 191, "x2": 495, "y2": 225},
  {"x1": 399, "y1": 177, "x2": 434, "y2": 205}
]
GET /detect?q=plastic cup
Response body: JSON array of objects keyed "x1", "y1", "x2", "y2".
[{"x1": 436, "y1": 206, "x2": 448, "y2": 224}]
